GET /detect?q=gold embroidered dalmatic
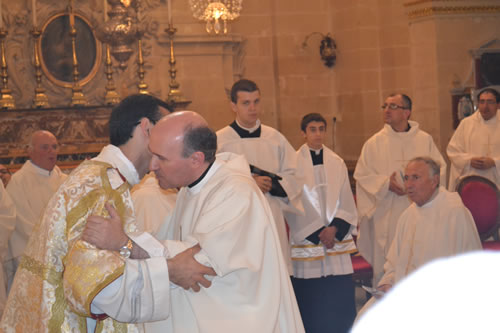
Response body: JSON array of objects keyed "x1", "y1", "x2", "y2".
[{"x1": 1, "y1": 161, "x2": 139, "y2": 333}]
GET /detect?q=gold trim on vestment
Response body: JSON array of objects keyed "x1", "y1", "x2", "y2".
[
  {"x1": 291, "y1": 249, "x2": 358, "y2": 261},
  {"x1": 291, "y1": 238, "x2": 354, "y2": 249},
  {"x1": 63, "y1": 161, "x2": 131, "y2": 318}
]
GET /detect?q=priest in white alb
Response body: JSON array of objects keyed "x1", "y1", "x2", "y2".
[
  {"x1": 286, "y1": 113, "x2": 358, "y2": 333},
  {"x1": 5, "y1": 130, "x2": 67, "y2": 288},
  {"x1": 0, "y1": 182, "x2": 15, "y2": 317},
  {"x1": 354, "y1": 94, "x2": 447, "y2": 285},
  {"x1": 447, "y1": 87, "x2": 500, "y2": 190},
  {"x1": 356, "y1": 157, "x2": 481, "y2": 318},
  {"x1": 217, "y1": 79, "x2": 303, "y2": 272},
  {"x1": 83, "y1": 111, "x2": 305, "y2": 333}
]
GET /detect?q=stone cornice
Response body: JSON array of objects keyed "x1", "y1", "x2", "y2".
[{"x1": 404, "y1": 0, "x2": 500, "y2": 20}]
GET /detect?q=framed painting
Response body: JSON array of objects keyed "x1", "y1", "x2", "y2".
[{"x1": 39, "y1": 12, "x2": 101, "y2": 88}]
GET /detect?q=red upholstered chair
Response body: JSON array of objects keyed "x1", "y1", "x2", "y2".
[
  {"x1": 351, "y1": 253, "x2": 373, "y2": 287},
  {"x1": 456, "y1": 176, "x2": 500, "y2": 249}
]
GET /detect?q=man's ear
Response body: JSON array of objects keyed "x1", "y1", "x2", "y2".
[
  {"x1": 190, "y1": 151, "x2": 206, "y2": 167},
  {"x1": 301, "y1": 130, "x2": 307, "y2": 139},
  {"x1": 138, "y1": 117, "x2": 152, "y2": 138},
  {"x1": 230, "y1": 102, "x2": 238, "y2": 114}
]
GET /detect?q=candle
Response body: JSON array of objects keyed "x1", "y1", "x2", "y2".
[
  {"x1": 0, "y1": 0, "x2": 3, "y2": 29},
  {"x1": 69, "y1": 0, "x2": 75, "y2": 28},
  {"x1": 103, "y1": 0, "x2": 107, "y2": 22},
  {"x1": 167, "y1": 0, "x2": 172, "y2": 25},
  {"x1": 32, "y1": 0, "x2": 37, "y2": 28}
]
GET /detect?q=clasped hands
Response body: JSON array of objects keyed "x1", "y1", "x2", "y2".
[
  {"x1": 82, "y1": 202, "x2": 216, "y2": 292},
  {"x1": 471, "y1": 156, "x2": 495, "y2": 170}
]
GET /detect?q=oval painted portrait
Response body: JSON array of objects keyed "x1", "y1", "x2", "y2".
[{"x1": 40, "y1": 12, "x2": 101, "y2": 87}]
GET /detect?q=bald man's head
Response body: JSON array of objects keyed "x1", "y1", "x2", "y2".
[
  {"x1": 28, "y1": 130, "x2": 60, "y2": 171},
  {"x1": 149, "y1": 111, "x2": 217, "y2": 189}
]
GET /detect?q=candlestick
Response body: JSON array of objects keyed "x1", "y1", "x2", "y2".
[
  {"x1": 0, "y1": 29, "x2": 15, "y2": 109},
  {"x1": 31, "y1": 28, "x2": 49, "y2": 108},
  {"x1": 167, "y1": 0, "x2": 172, "y2": 25},
  {"x1": 103, "y1": 0, "x2": 107, "y2": 22},
  {"x1": 164, "y1": 24, "x2": 191, "y2": 111},
  {"x1": 32, "y1": 0, "x2": 37, "y2": 28},
  {"x1": 69, "y1": 0, "x2": 75, "y2": 28}
]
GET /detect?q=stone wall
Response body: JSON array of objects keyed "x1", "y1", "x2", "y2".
[{"x1": 1, "y1": 0, "x2": 499, "y2": 166}]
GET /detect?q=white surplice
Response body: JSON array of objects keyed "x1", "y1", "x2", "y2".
[
  {"x1": 0, "y1": 181, "x2": 15, "y2": 317},
  {"x1": 287, "y1": 144, "x2": 358, "y2": 278},
  {"x1": 447, "y1": 111, "x2": 500, "y2": 190},
  {"x1": 147, "y1": 152, "x2": 305, "y2": 333},
  {"x1": 217, "y1": 122, "x2": 303, "y2": 273},
  {"x1": 378, "y1": 187, "x2": 481, "y2": 287},
  {"x1": 354, "y1": 121, "x2": 447, "y2": 285},
  {"x1": 131, "y1": 172, "x2": 177, "y2": 235}
]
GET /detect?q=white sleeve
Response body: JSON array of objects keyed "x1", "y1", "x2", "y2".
[
  {"x1": 91, "y1": 232, "x2": 171, "y2": 322},
  {"x1": 91, "y1": 257, "x2": 171, "y2": 322}
]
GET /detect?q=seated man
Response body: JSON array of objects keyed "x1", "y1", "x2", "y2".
[
  {"x1": 83, "y1": 111, "x2": 305, "y2": 332},
  {"x1": 358, "y1": 156, "x2": 481, "y2": 316}
]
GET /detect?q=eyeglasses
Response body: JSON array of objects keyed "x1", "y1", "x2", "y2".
[
  {"x1": 478, "y1": 100, "x2": 497, "y2": 105},
  {"x1": 381, "y1": 103, "x2": 408, "y2": 110}
]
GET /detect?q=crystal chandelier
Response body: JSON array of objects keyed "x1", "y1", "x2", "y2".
[{"x1": 189, "y1": 0, "x2": 243, "y2": 34}]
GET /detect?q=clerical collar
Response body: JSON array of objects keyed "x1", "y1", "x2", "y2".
[
  {"x1": 188, "y1": 162, "x2": 215, "y2": 188},
  {"x1": 230, "y1": 120, "x2": 262, "y2": 138},
  {"x1": 28, "y1": 160, "x2": 55, "y2": 176},
  {"x1": 309, "y1": 148, "x2": 323, "y2": 165}
]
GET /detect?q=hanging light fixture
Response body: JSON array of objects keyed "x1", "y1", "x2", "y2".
[{"x1": 189, "y1": 0, "x2": 243, "y2": 34}]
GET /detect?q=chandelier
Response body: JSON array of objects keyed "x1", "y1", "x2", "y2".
[{"x1": 189, "y1": 0, "x2": 243, "y2": 34}]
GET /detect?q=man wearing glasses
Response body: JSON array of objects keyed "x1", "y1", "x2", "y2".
[
  {"x1": 447, "y1": 87, "x2": 500, "y2": 190},
  {"x1": 354, "y1": 93, "x2": 446, "y2": 286}
]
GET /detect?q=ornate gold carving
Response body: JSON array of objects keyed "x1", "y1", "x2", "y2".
[{"x1": 407, "y1": 5, "x2": 500, "y2": 19}]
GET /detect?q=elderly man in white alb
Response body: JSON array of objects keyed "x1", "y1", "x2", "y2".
[
  {"x1": 83, "y1": 111, "x2": 305, "y2": 333},
  {"x1": 5, "y1": 130, "x2": 67, "y2": 288},
  {"x1": 354, "y1": 94, "x2": 447, "y2": 285},
  {"x1": 357, "y1": 157, "x2": 481, "y2": 317},
  {"x1": 447, "y1": 87, "x2": 500, "y2": 190},
  {"x1": 0, "y1": 182, "x2": 15, "y2": 317}
]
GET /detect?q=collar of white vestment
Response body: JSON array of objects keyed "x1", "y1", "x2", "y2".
[
  {"x1": 235, "y1": 119, "x2": 261, "y2": 134},
  {"x1": 187, "y1": 159, "x2": 223, "y2": 195},
  {"x1": 418, "y1": 186, "x2": 443, "y2": 209},
  {"x1": 384, "y1": 120, "x2": 418, "y2": 137},
  {"x1": 93, "y1": 144, "x2": 140, "y2": 186},
  {"x1": 27, "y1": 160, "x2": 56, "y2": 176}
]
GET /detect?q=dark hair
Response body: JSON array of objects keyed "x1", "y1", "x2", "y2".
[
  {"x1": 230, "y1": 79, "x2": 260, "y2": 103},
  {"x1": 389, "y1": 93, "x2": 412, "y2": 111},
  {"x1": 182, "y1": 125, "x2": 217, "y2": 163},
  {"x1": 478, "y1": 88, "x2": 500, "y2": 103},
  {"x1": 301, "y1": 113, "x2": 327, "y2": 132},
  {"x1": 109, "y1": 94, "x2": 170, "y2": 146}
]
